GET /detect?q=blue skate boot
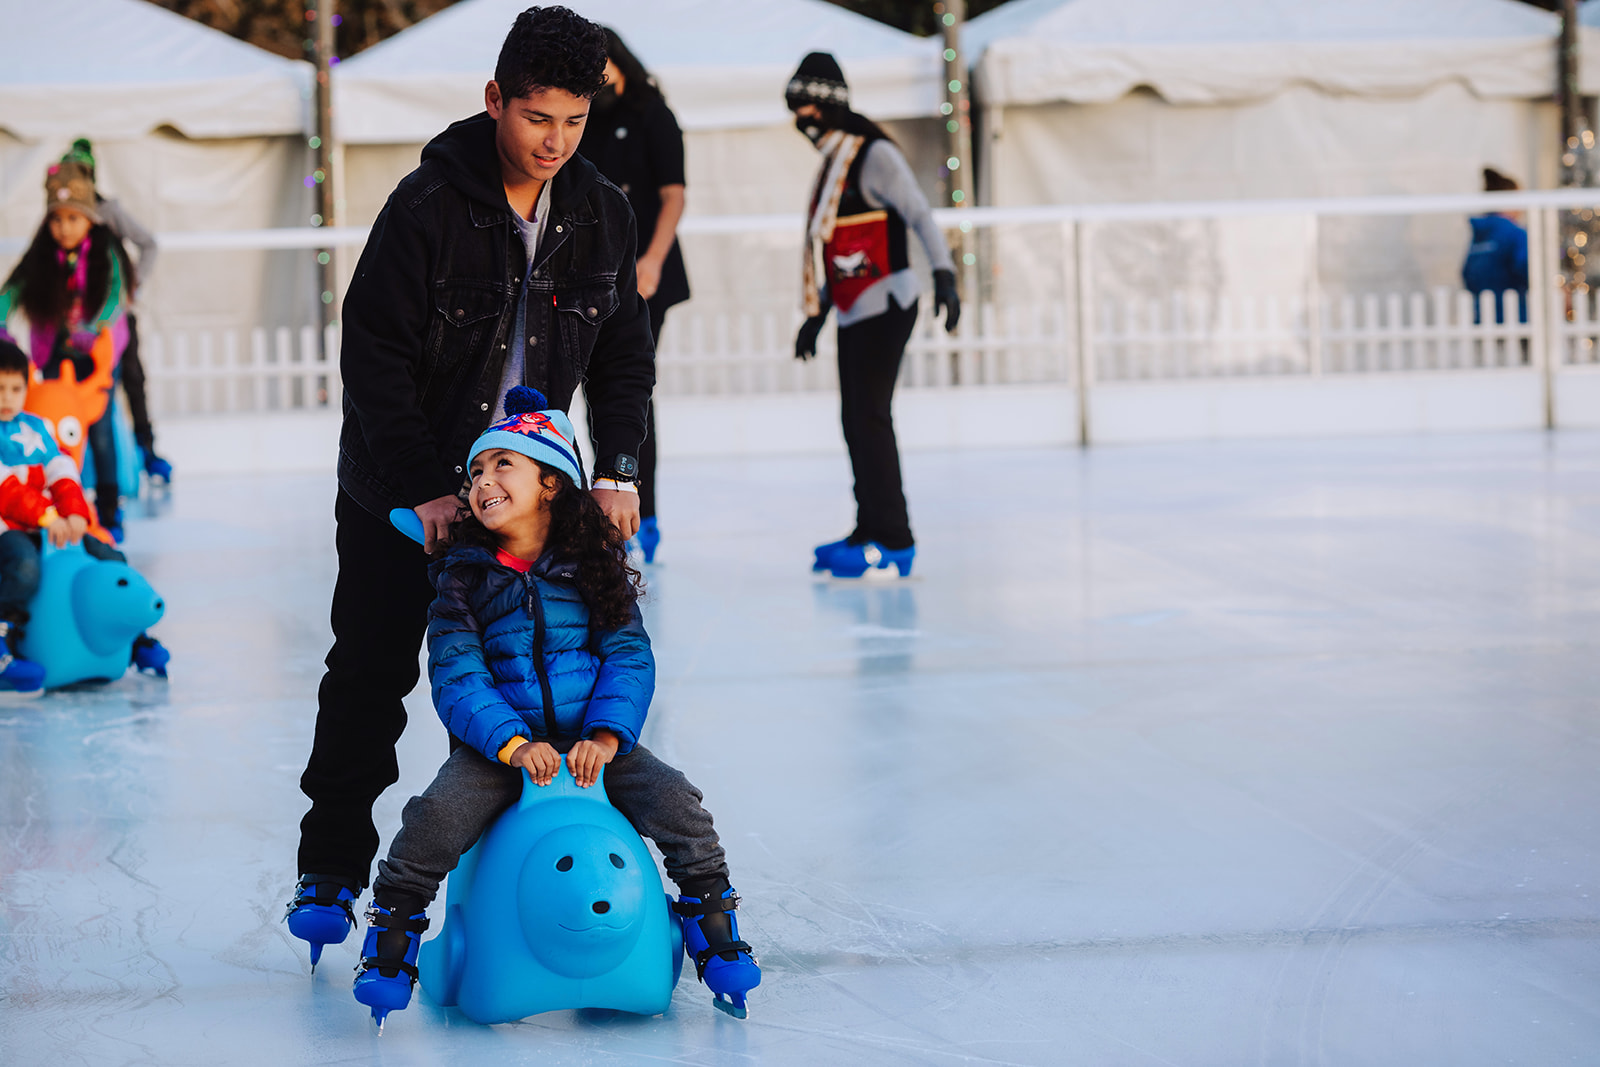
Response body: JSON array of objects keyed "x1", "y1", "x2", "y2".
[
  {"x1": 141, "y1": 448, "x2": 172, "y2": 483},
  {"x1": 130, "y1": 633, "x2": 170, "y2": 677},
  {"x1": 285, "y1": 876, "x2": 358, "y2": 971},
  {"x1": 637, "y1": 515, "x2": 661, "y2": 564},
  {"x1": 352, "y1": 894, "x2": 429, "y2": 1032},
  {"x1": 825, "y1": 541, "x2": 915, "y2": 579},
  {"x1": 0, "y1": 619, "x2": 44, "y2": 694},
  {"x1": 812, "y1": 536, "x2": 857, "y2": 572},
  {"x1": 674, "y1": 883, "x2": 760, "y2": 1018}
]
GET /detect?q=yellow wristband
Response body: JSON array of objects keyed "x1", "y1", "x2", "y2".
[
  {"x1": 592, "y1": 478, "x2": 638, "y2": 494},
  {"x1": 497, "y1": 735, "x2": 532, "y2": 765},
  {"x1": 37, "y1": 507, "x2": 60, "y2": 528}
]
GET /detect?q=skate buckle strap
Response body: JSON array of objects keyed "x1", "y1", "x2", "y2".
[
  {"x1": 357, "y1": 956, "x2": 420, "y2": 983},
  {"x1": 672, "y1": 893, "x2": 741, "y2": 918},
  {"x1": 286, "y1": 883, "x2": 357, "y2": 924},
  {"x1": 693, "y1": 940, "x2": 756, "y2": 981},
  {"x1": 363, "y1": 905, "x2": 430, "y2": 934}
]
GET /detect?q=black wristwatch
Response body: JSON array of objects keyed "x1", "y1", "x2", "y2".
[{"x1": 594, "y1": 453, "x2": 639, "y2": 482}]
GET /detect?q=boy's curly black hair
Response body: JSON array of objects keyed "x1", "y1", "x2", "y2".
[
  {"x1": 495, "y1": 6, "x2": 609, "y2": 102},
  {"x1": 448, "y1": 463, "x2": 644, "y2": 632}
]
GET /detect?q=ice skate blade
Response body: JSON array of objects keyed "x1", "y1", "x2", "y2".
[
  {"x1": 371, "y1": 1009, "x2": 388, "y2": 1034},
  {"x1": 712, "y1": 994, "x2": 748, "y2": 1019}
]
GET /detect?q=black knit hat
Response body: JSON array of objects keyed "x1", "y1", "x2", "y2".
[{"x1": 786, "y1": 52, "x2": 849, "y2": 112}]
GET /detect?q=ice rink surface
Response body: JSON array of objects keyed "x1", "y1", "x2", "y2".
[{"x1": 3, "y1": 431, "x2": 1600, "y2": 1066}]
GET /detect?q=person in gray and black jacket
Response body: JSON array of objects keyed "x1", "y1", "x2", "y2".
[{"x1": 787, "y1": 52, "x2": 959, "y2": 580}]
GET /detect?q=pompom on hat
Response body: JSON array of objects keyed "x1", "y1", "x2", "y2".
[
  {"x1": 468, "y1": 387, "x2": 586, "y2": 489},
  {"x1": 45, "y1": 160, "x2": 101, "y2": 224}
]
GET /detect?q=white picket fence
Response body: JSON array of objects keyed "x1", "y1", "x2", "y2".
[{"x1": 127, "y1": 188, "x2": 1600, "y2": 434}]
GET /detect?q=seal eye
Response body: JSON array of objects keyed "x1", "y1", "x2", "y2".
[
  {"x1": 57, "y1": 416, "x2": 83, "y2": 448},
  {"x1": 555, "y1": 855, "x2": 573, "y2": 872},
  {"x1": 117, "y1": 578, "x2": 129, "y2": 587},
  {"x1": 608, "y1": 853, "x2": 624, "y2": 869}
]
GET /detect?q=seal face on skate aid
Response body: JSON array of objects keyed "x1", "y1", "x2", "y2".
[
  {"x1": 364, "y1": 755, "x2": 685, "y2": 1029},
  {"x1": 14, "y1": 540, "x2": 166, "y2": 689}
]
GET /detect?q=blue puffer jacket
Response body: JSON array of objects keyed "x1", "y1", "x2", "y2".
[{"x1": 427, "y1": 545, "x2": 653, "y2": 762}]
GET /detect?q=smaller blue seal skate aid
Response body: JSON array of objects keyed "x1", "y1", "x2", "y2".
[
  {"x1": 415, "y1": 757, "x2": 683, "y2": 1025},
  {"x1": 285, "y1": 878, "x2": 358, "y2": 971},
  {"x1": 388, "y1": 508, "x2": 427, "y2": 546},
  {"x1": 18, "y1": 541, "x2": 166, "y2": 689}
]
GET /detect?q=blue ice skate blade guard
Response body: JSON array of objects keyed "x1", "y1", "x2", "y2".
[
  {"x1": 18, "y1": 541, "x2": 165, "y2": 689},
  {"x1": 416, "y1": 756, "x2": 683, "y2": 1023}
]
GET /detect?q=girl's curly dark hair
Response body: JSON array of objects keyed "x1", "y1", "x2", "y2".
[
  {"x1": 495, "y1": 6, "x2": 609, "y2": 102},
  {"x1": 448, "y1": 463, "x2": 644, "y2": 631},
  {"x1": 3, "y1": 219, "x2": 133, "y2": 329}
]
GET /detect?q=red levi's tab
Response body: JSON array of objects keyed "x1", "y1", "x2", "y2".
[{"x1": 824, "y1": 209, "x2": 892, "y2": 313}]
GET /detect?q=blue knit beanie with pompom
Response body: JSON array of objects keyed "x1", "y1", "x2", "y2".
[{"x1": 467, "y1": 387, "x2": 585, "y2": 488}]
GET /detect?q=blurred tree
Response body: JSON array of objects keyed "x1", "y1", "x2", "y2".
[
  {"x1": 149, "y1": 0, "x2": 460, "y2": 60},
  {"x1": 152, "y1": 0, "x2": 1021, "y2": 58}
]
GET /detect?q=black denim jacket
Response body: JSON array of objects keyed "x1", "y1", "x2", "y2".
[{"x1": 337, "y1": 112, "x2": 654, "y2": 517}]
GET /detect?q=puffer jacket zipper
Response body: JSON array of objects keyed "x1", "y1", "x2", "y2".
[{"x1": 522, "y1": 572, "x2": 559, "y2": 738}]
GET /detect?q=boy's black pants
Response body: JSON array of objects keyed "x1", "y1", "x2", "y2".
[
  {"x1": 297, "y1": 488, "x2": 436, "y2": 887},
  {"x1": 836, "y1": 298, "x2": 919, "y2": 551}
]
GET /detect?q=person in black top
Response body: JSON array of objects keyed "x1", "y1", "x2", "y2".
[
  {"x1": 286, "y1": 6, "x2": 655, "y2": 955},
  {"x1": 578, "y1": 27, "x2": 687, "y2": 563}
]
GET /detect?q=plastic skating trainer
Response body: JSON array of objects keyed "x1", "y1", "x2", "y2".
[
  {"x1": 18, "y1": 541, "x2": 165, "y2": 688},
  {"x1": 415, "y1": 757, "x2": 683, "y2": 1025},
  {"x1": 285, "y1": 877, "x2": 358, "y2": 971},
  {"x1": 823, "y1": 541, "x2": 915, "y2": 579},
  {"x1": 675, "y1": 886, "x2": 761, "y2": 1018}
]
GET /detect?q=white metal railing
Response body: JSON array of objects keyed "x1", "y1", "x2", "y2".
[{"x1": 32, "y1": 186, "x2": 1600, "y2": 432}]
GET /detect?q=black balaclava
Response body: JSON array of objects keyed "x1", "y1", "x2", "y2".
[{"x1": 786, "y1": 52, "x2": 849, "y2": 143}]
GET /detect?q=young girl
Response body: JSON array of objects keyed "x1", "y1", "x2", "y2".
[
  {"x1": 295, "y1": 387, "x2": 760, "y2": 1023},
  {"x1": 0, "y1": 160, "x2": 133, "y2": 538}
]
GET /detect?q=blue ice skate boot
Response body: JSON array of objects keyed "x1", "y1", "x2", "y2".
[
  {"x1": 0, "y1": 620, "x2": 44, "y2": 694},
  {"x1": 812, "y1": 536, "x2": 856, "y2": 572},
  {"x1": 637, "y1": 515, "x2": 661, "y2": 564},
  {"x1": 105, "y1": 509, "x2": 124, "y2": 546},
  {"x1": 130, "y1": 633, "x2": 169, "y2": 677},
  {"x1": 825, "y1": 541, "x2": 915, "y2": 579},
  {"x1": 353, "y1": 895, "x2": 430, "y2": 1032},
  {"x1": 285, "y1": 876, "x2": 358, "y2": 970},
  {"x1": 141, "y1": 449, "x2": 172, "y2": 483},
  {"x1": 674, "y1": 884, "x2": 760, "y2": 1019}
]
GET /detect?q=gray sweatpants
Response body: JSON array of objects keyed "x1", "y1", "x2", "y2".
[{"x1": 373, "y1": 740, "x2": 728, "y2": 904}]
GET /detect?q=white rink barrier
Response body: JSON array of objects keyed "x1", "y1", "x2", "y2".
[{"x1": 116, "y1": 189, "x2": 1600, "y2": 471}]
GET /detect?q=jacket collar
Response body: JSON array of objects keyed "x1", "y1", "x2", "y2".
[
  {"x1": 423, "y1": 112, "x2": 600, "y2": 229},
  {"x1": 431, "y1": 543, "x2": 579, "y2": 583}
]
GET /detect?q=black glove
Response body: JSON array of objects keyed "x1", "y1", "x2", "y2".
[
  {"x1": 795, "y1": 308, "x2": 830, "y2": 360},
  {"x1": 933, "y1": 269, "x2": 961, "y2": 334}
]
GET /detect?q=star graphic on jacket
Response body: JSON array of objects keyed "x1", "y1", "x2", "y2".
[{"x1": 9, "y1": 423, "x2": 47, "y2": 457}]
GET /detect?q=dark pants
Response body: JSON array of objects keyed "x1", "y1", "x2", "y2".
[
  {"x1": 0, "y1": 530, "x2": 42, "y2": 626},
  {"x1": 121, "y1": 313, "x2": 157, "y2": 454},
  {"x1": 297, "y1": 488, "x2": 437, "y2": 887},
  {"x1": 589, "y1": 301, "x2": 664, "y2": 520},
  {"x1": 374, "y1": 741, "x2": 728, "y2": 905},
  {"x1": 86, "y1": 385, "x2": 121, "y2": 530},
  {"x1": 837, "y1": 298, "x2": 919, "y2": 551}
]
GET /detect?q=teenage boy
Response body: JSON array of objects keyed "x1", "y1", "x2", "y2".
[{"x1": 289, "y1": 5, "x2": 654, "y2": 937}]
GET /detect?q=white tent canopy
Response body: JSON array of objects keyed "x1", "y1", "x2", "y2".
[
  {"x1": 334, "y1": 0, "x2": 942, "y2": 142},
  {"x1": 0, "y1": 0, "x2": 310, "y2": 141},
  {"x1": 970, "y1": 0, "x2": 1596, "y2": 108}
]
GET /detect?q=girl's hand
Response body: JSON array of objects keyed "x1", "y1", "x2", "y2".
[
  {"x1": 46, "y1": 517, "x2": 74, "y2": 548},
  {"x1": 511, "y1": 740, "x2": 561, "y2": 786},
  {"x1": 66, "y1": 514, "x2": 87, "y2": 543},
  {"x1": 568, "y1": 730, "x2": 620, "y2": 788}
]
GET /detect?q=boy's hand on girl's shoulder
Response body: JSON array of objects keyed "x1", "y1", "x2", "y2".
[
  {"x1": 511, "y1": 740, "x2": 561, "y2": 786},
  {"x1": 568, "y1": 730, "x2": 620, "y2": 788}
]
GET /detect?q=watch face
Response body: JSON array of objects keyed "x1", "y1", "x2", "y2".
[{"x1": 613, "y1": 454, "x2": 638, "y2": 478}]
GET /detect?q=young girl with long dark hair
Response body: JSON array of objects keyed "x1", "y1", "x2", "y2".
[
  {"x1": 0, "y1": 160, "x2": 133, "y2": 537},
  {"x1": 289, "y1": 387, "x2": 760, "y2": 1026}
]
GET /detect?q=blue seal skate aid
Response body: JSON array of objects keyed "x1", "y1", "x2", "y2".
[
  {"x1": 389, "y1": 508, "x2": 427, "y2": 546},
  {"x1": 18, "y1": 541, "x2": 165, "y2": 689},
  {"x1": 417, "y1": 755, "x2": 683, "y2": 1023}
]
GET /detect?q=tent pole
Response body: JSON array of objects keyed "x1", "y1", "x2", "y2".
[
  {"x1": 937, "y1": 1, "x2": 977, "y2": 304},
  {"x1": 313, "y1": 1, "x2": 338, "y2": 332},
  {"x1": 1561, "y1": 0, "x2": 1581, "y2": 146}
]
